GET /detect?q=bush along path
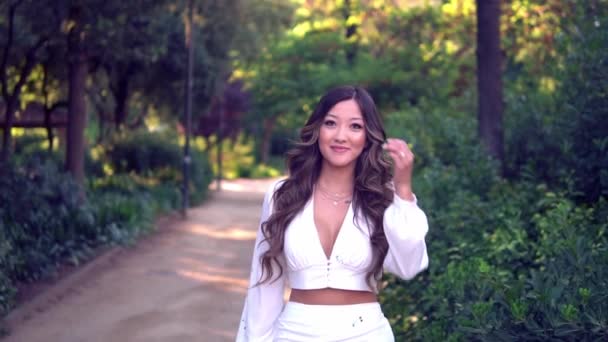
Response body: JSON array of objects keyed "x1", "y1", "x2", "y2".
[{"x1": 2, "y1": 178, "x2": 276, "y2": 342}]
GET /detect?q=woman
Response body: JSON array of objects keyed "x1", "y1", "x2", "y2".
[{"x1": 237, "y1": 86, "x2": 429, "y2": 341}]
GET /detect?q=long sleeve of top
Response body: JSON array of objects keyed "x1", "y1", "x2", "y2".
[
  {"x1": 236, "y1": 182, "x2": 286, "y2": 342},
  {"x1": 382, "y1": 194, "x2": 429, "y2": 280}
]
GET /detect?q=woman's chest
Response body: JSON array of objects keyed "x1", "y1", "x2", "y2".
[{"x1": 283, "y1": 200, "x2": 373, "y2": 272}]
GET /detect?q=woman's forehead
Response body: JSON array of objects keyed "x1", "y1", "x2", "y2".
[{"x1": 326, "y1": 99, "x2": 363, "y2": 120}]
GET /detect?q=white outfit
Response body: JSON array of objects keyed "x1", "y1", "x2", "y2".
[
  {"x1": 274, "y1": 302, "x2": 394, "y2": 341},
  {"x1": 237, "y1": 180, "x2": 429, "y2": 341}
]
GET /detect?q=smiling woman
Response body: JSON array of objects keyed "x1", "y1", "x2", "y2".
[{"x1": 236, "y1": 86, "x2": 429, "y2": 341}]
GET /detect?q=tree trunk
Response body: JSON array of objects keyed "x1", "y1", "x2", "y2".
[
  {"x1": 476, "y1": 0, "x2": 504, "y2": 169},
  {"x1": 65, "y1": 5, "x2": 88, "y2": 188},
  {"x1": 260, "y1": 116, "x2": 276, "y2": 164},
  {"x1": 1, "y1": 99, "x2": 17, "y2": 161},
  {"x1": 113, "y1": 64, "x2": 133, "y2": 130},
  {"x1": 66, "y1": 56, "x2": 87, "y2": 186},
  {"x1": 43, "y1": 64, "x2": 55, "y2": 151},
  {"x1": 0, "y1": 2, "x2": 18, "y2": 162},
  {"x1": 44, "y1": 108, "x2": 55, "y2": 150}
]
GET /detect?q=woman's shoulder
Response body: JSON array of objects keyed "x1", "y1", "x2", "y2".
[
  {"x1": 263, "y1": 177, "x2": 287, "y2": 201},
  {"x1": 270, "y1": 177, "x2": 287, "y2": 193},
  {"x1": 259, "y1": 178, "x2": 287, "y2": 215}
]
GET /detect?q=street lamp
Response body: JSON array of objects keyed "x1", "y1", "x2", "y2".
[{"x1": 182, "y1": 0, "x2": 194, "y2": 217}]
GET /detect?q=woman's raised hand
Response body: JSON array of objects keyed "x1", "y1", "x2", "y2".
[{"x1": 383, "y1": 138, "x2": 415, "y2": 201}]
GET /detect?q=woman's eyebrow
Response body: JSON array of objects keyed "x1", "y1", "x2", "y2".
[{"x1": 326, "y1": 113, "x2": 363, "y2": 121}]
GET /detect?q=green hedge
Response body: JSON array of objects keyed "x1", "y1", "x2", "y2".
[
  {"x1": 504, "y1": 9, "x2": 608, "y2": 203},
  {"x1": 101, "y1": 130, "x2": 212, "y2": 205},
  {"x1": 0, "y1": 130, "x2": 213, "y2": 323},
  {"x1": 380, "y1": 103, "x2": 608, "y2": 339},
  {"x1": 0, "y1": 160, "x2": 99, "y2": 283},
  {"x1": 383, "y1": 180, "x2": 607, "y2": 340},
  {"x1": 380, "y1": 140, "x2": 608, "y2": 340}
]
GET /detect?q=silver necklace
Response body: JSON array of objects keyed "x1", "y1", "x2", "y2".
[{"x1": 316, "y1": 185, "x2": 352, "y2": 206}]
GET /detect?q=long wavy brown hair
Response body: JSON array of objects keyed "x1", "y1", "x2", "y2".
[{"x1": 257, "y1": 85, "x2": 394, "y2": 288}]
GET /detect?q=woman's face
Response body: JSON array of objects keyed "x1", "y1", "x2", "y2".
[{"x1": 318, "y1": 99, "x2": 366, "y2": 169}]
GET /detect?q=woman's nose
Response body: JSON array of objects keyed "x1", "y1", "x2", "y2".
[{"x1": 334, "y1": 127, "x2": 347, "y2": 143}]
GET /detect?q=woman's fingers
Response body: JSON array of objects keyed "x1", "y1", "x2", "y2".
[{"x1": 383, "y1": 138, "x2": 414, "y2": 165}]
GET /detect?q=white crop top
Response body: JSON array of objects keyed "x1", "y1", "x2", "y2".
[{"x1": 237, "y1": 180, "x2": 429, "y2": 341}]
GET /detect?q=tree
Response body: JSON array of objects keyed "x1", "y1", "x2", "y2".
[
  {"x1": 94, "y1": 1, "x2": 173, "y2": 131},
  {"x1": 0, "y1": 1, "x2": 60, "y2": 161},
  {"x1": 476, "y1": 0, "x2": 504, "y2": 168},
  {"x1": 65, "y1": 4, "x2": 87, "y2": 187},
  {"x1": 62, "y1": 0, "x2": 173, "y2": 185}
]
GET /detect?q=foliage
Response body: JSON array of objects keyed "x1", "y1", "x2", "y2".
[
  {"x1": 248, "y1": 164, "x2": 282, "y2": 179},
  {"x1": 240, "y1": 1, "x2": 480, "y2": 162},
  {"x1": 99, "y1": 129, "x2": 212, "y2": 205},
  {"x1": 380, "y1": 127, "x2": 608, "y2": 340},
  {"x1": 504, "y1": 3, "x2": 608, "y2": 203},
  {"x1": 379, "y1": 4, "x2": 608, "y2": 340},
  {"x1": 104, "y1": 131, "x2": 182, "y2": 174},
  {"x1": 11, "y1": 132, "x2": 105, "y2": 178},
  {"x1": 89, "y1": 190, "x2": 157, "y2": 244},
  {"x1": 204, "y1": 134, "x2": 281, "y2": 179},
  {"x1": 0, "y1": 159, "x2": 98, "y2": 282},
  {"x1": 0, "y1": 224, "x2": 16, "y2": 317},
  {"x1": 0, "y1": 159, "x2": 95, "y2": 319}
]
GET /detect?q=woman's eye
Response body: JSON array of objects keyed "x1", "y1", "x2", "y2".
[
  {"x1": 351, "y1": 123, "x2": 363, "y2": 130},
  {"x1": 323, "y1": 120, "x2": 336, "y2": 127}
]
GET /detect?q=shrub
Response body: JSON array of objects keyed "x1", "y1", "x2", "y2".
[
  {"x1": 0, "y1": 224, "x2": 16, "y2": 317},
  {"x1": 101, "y1": 130, "x2": 213, "y2": 205},
  {"x1": 249, "y1": 164, "x2": 282, "y2": 179},
  {"x1": 206, "y1": 134, "x2": 256, "y2": 179},
  {"x1": 382, "y1": 165, "x2": 608, "y2": 340},
  {"x1": 0, "y1": 160, "x2": 98, "y2": 283},
  {"x1": 12, "y1": 134, "x2": 104, "y2": 179},
  {"x1": 504, "y1": 8, "x2": 608, "y2": 203},
  {"x1": 105, "y1": 131, "x2": 182, "y2": 174},
  {"x1": 90, "y1": 191, "x2": 156, "y2": 244}
]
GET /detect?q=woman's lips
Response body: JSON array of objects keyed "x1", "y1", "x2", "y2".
[{"x1": 330, "y1": 146, "x2": 350, "y2": 153}]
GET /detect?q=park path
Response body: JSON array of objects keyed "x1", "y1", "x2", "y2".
[{"x1": 3, "y1": 178, "x2": 278, "y2": 342}]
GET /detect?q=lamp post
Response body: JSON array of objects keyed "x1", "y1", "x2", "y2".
[{"x1": 182, "y1": 0, "x2": 194, "y2": 217}]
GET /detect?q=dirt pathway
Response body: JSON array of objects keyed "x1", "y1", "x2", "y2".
[{"x1": 3, "y1": 178, "x2": 278, "y2": 342}]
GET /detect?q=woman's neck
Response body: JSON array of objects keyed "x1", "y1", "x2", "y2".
[{"x1": 317, "y1": 162, "x2": 355, "y2": 193}]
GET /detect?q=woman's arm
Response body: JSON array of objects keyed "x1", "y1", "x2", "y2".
[
  {"x1": 381, "y1": 138, "x2": 428, "y2": 280},
  {"x1": 236, "y1": 181, "x2": 286, "y2": 341},
  {"x1": 382, "y1": 193, "x2": 429, "y2": 280}
]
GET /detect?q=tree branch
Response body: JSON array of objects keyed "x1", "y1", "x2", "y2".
[
  {"x1": 1, "y1": 2, "x2": 20, "y2": 100},
  {"x1": 48, "y1": 100, "x2": 68, "y2": 113},
  {"x1": 11, "y1": 35, "x2": 48, "y2": 98}
]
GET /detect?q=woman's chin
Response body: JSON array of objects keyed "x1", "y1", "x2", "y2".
[{"x1": 324, "y1": 158, "x2": 357, "y2": 169}]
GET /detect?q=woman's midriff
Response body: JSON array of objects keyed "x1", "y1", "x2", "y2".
[{"x1": 289, "y1": 288, "x2": 377, "y2": 305}]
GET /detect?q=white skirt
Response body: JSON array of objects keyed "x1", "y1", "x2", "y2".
[{"x1": 274, "y1": 302, "x2": 395, "y2": 341}]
